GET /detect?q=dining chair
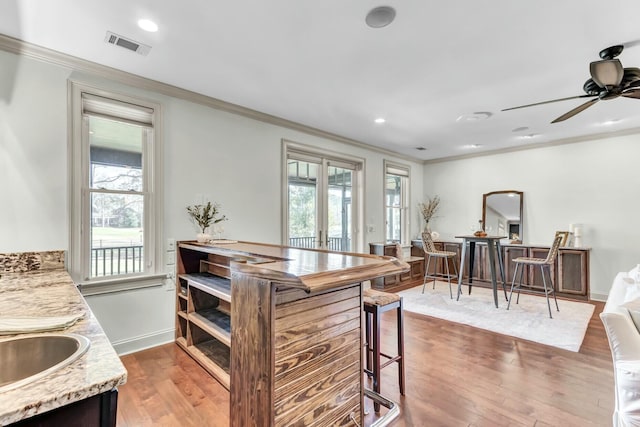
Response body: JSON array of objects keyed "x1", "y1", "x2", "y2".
[
  {"x1": 421, "y1": 231, "x2": 459, "y2": 299},
  {"x1": 507, "y1": 233, "x2": 563, "y2": 318}
]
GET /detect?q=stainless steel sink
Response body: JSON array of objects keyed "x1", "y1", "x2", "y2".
[{"x1": 0, "y1": 333, "x2": 90, "y2": 392}]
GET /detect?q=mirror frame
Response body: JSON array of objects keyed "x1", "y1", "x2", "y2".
[{"x1": 482, "y1": 190, "x2": 524, "y2": 241}]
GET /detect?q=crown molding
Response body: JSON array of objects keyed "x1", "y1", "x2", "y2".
[
  {"x1": 423, "y1": 126, "x2": 640, "y2": 165},
  {"x1": 0, "y1": 34, "x2": 420, "y2": 164}
]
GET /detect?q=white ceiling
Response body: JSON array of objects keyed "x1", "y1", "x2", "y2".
[{"x1": 3, "y1": 0, "x2": 640, "y2": 161}]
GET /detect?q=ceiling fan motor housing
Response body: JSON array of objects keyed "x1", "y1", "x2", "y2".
[{"x1": 599, "y1": 45, "x2": 624, "y2": 60}]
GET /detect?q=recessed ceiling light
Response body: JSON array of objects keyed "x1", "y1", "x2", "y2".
[
  {"x1": 138, "y1": 19, "x2": 158, "y2": 32},
  {"x1": 519, "y1": 133, "x2": 539, "y2": 140},
  {"x1": 456, "y1": 112, "x2": 492, "y2": 122},
  {"x1": 464, "y1": 144, "x2": 483, "y2": 149},
  {"x1": 374, "y1": 117, "x2": 386, "y2": 124},
  {"x1": 600, "y1": 119, "x2": 621, "y2": 126},
  {"x1": 365, "y1": 6, "x2": 396, "y2": 28}
]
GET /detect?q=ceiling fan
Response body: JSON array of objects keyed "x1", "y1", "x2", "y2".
[{"x1": 503, "y1": 45, "x2": 640, "y2": 123}]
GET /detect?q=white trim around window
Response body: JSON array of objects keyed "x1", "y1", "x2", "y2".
[
  {"x1": 281, "y1": 139, "x2": 365, "y2": 253},
  {"x1": 68, "y1": 81, "x2": 164, "y2": 294},
  {"x1": 383, "y1": 160, "x2": 411, "y2": 245}
]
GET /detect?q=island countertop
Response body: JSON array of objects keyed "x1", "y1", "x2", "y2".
[
  {"x1": 0, "y1": 269, "x2": 127, "y2": 425},
  {"x1": 179, "y1": 240, "x2": 411, "y2": 292}
]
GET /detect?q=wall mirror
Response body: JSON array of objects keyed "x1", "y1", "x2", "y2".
[{"x1": 482, "y1": 190, "x2": 524, "y2": 242}]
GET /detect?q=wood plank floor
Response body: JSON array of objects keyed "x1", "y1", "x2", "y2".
[{"x1": 117, "y1": 293, "x2": 614, "y2": 426}]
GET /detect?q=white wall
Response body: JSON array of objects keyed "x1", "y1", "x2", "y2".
[
  {"x1": 423, "y1": 135, "x2": 640, "y2": 300},
  {"x1": 0, "y1": 50, "x2": 69, "y2": 252},
  {"x1": 0, "y1": 50, "x2": 424, "y2": 353}
]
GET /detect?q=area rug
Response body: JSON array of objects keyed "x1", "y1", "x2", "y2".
[{"x1": 397, "y1": 283, "x2": 595, "y2": 352}]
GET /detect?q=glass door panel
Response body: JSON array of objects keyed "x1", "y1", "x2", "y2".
[
  {"x1": 287, "y1": 157, "x2": 356, "y2": 251},
  {"x1": 287, "y1": 160, "x2": 319, "y2": 249},
  {"x1": 385, "y1": 174, "x2": 402, "y2": 242},
  {"x1": 327, "y1": 166, "x2": 352, "y2": 252}
]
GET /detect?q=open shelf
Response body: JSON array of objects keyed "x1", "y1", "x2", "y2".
[
  {"x1": 189, "y1": 342, "x2": 230, "y2": 389},
  {"x1": 177, "y1": 247, "x2": 233, "y2": 391},
  {"x1": 180, "y1": 272, "x2": 231, "y2": 302},
  {"x1": 192, "y1": 338, "x2": 231, "y2": 374},
  {"x1": 189, "y1": 321, "x2": 231, "y2": 389},
  {"x1": 176, "y1": 316, "x2": 187, "y2": 341},
  {"x1": 200, "y1": 260, "x2": 231, "y2": 279},
  {"x1": 178, "y1": 277, "x2": 188, "y2": 297},
  {"x1": 190, "y1": 308, "x2": 231, "y2": 346},
  {"x1": 177, "y1": 296, "x2": 187, "y2": 313}
]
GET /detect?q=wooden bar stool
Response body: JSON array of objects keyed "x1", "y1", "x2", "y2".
[{"x1": 363, "y1": 288, "x2": 405, "y2": 412}]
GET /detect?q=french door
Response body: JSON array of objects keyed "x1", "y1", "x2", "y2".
[{"x1": 285, "y1": 148, "x2": 361, "y2": 252}]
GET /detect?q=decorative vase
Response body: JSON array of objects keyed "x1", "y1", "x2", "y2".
[{"x1": 196, "y1": 232, "x2": 211, "y2": 243}]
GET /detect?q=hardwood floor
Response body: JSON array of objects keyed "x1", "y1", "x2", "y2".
[{"x1": 117, "y1": 294, "x2": 614, "y2": 426}]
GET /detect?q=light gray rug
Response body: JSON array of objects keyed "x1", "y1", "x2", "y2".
[{"x1": 398, "y1": 282, "x2": 595, "y2": 352}]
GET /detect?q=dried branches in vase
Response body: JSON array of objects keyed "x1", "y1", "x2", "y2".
[{"x1": 418, "y1": 195, "x2": 440, "y2": 232}]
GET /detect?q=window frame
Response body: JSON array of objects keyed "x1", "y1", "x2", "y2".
[
  {"x1": 383, "y1": 160, "x2": 410, "y2": 245},
  {"x1": 68, "y1": 81, "x2": 165, "y2": 294},
  {"x1": 281, "y1": 140, "x2": 365, "y2": 253}
]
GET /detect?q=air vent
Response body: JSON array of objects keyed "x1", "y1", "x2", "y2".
[{"x1": 104, "y1": 31, "x2": 151, "y2": 56}]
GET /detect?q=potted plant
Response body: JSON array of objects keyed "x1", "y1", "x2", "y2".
[{"x1": 186, "y1": 201, "x2": 227, "y2": 243}]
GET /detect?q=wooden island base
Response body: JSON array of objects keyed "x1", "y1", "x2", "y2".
[{"x1": 175, "y1": 241, "x2": 408, "y2": 426}]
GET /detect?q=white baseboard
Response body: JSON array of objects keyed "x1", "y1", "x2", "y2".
[
  {"x1": 112, "y1": 328, "x2": 175, "y2": 356},
  {"x1": 590, "y1": 293, "x2": 608, "y2": 302}
]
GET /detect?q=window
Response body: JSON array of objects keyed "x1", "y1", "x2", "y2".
[
  {"x1": 384, "y1": 161, "x2": 410, "y2": 244},
  {"x1": 69, "y1": 83, "x2": 163, "y2": 292}
]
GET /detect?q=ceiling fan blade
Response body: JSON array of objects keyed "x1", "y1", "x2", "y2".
[
  {"x1": 551, "y1": 98, "x2": 599, "y2": 123},
  {"x1": 502, "y1": 95, "x2": 595, "y2": 112},
  {"x1": 622, "y1": 89, "x2": 640, "y2": 99}
]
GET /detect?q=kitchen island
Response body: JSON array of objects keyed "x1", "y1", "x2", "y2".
[
  {"x1": 0, "y1": 262, "x2": 127, "y2": 425},
  {"x1": 176, "y1": 241, "x2": 408, "y2": 426}
]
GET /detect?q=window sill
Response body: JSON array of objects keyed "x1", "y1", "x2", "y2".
[{"x1": 78, "y1": 273, "x2": 168, "y2": 296}]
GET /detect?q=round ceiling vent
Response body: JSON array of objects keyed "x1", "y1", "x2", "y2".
[{"x1": 366, "y1": 6, "x2": 396, "y2": 28}]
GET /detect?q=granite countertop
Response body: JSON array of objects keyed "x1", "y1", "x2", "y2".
[{"x1": 0, "y1": 269, "x2": 127, "y2": 424}]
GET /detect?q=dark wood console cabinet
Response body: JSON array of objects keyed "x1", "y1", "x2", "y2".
[
  {"x1": 369, "y1": 242, "x2": 423, "y2": 289},
  {"x1": 411, "y1": 239, "x2": 590, "y2": 300}
]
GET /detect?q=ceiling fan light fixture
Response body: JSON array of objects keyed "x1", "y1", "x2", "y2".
[{"x1": 590, "y1": 59, "x2": 623, "y2": 88}]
